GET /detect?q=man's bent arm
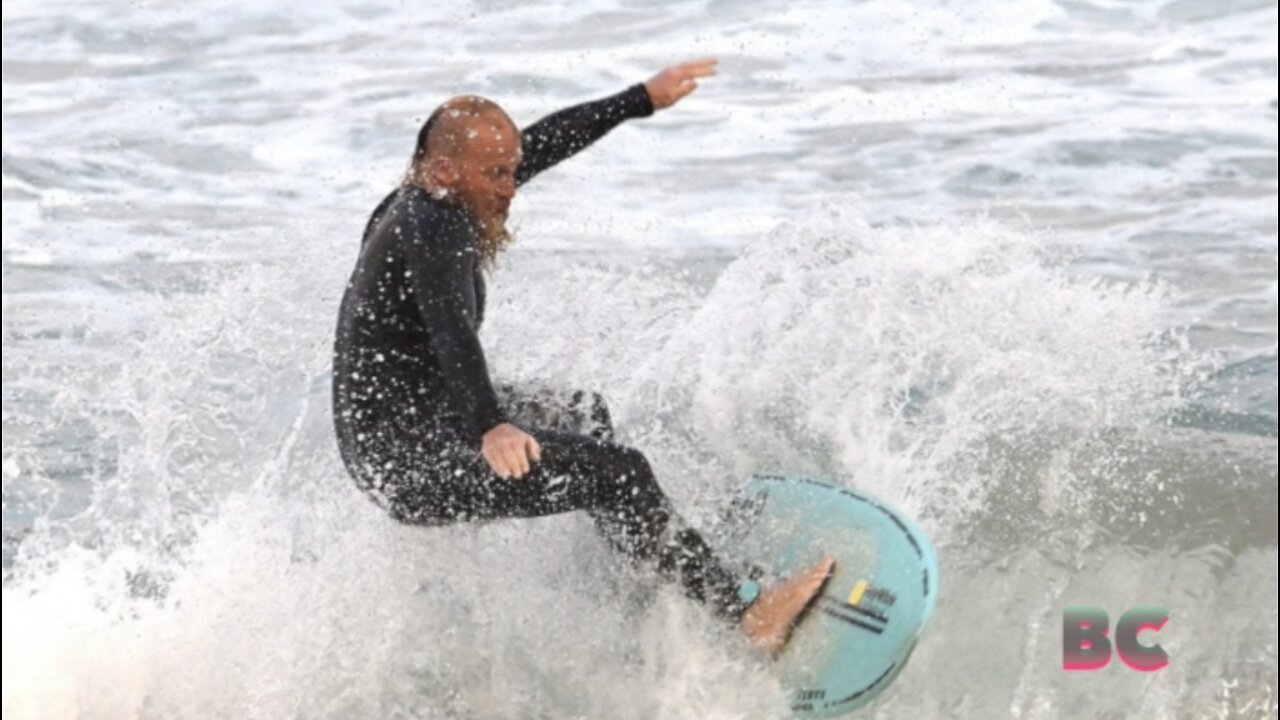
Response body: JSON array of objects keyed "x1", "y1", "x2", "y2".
[{"x1": 403, "y1": 214, "x2": 508, "y2": 436}]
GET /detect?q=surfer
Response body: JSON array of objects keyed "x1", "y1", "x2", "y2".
[{"x1": 332, "y1": 59, "x2": 832, "y2": 656}]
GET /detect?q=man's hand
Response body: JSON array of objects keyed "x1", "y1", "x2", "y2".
[
  {"x1": 644, "y1": 58, "x2": 718, "y2": 111},
  {"x1": 482, "y1": 423, "x2": 542, "y2": 480}
]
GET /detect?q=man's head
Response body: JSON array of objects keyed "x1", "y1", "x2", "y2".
[{"x1": 409, "y1": 96, "x2": 523, "y2": 265}]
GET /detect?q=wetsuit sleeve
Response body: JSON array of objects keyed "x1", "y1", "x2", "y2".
[
  {"x1": 514, "y1": 83, "x2": 655, "y2": 187},
  {"x1": 403, "y1": 217, "x2": 508, "y2": 436}
]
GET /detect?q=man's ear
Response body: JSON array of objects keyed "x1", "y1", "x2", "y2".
[{"x1": 427, "y1": 156, "x2": 457, "y2": 190}]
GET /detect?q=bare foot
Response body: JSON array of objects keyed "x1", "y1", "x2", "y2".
[{"x1": 740, "y1": 556, "x2": 836, "y2": 657}]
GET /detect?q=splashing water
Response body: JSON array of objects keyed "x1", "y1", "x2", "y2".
[{"x1": 7, "y1": 205, "x2": 1273, "y2": 719}]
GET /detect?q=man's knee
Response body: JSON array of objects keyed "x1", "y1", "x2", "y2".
[
  {"x1": 596, "y1": 443, "x2": 659, "y2": 498},
  {"x1": 576, "y1": 390, "x2": 615, "y2": 440},
  {"x1": 601, "y1": 440, "x2": 642, "y2": 470}
]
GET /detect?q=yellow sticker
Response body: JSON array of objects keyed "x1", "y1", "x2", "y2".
[{"x1": 848, "y1": 579, "x2": 868, "y2": 606}]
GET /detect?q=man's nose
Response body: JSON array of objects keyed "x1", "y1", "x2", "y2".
[{"x1": 497, "y1": 177, "x2": 516, "y2": 199}]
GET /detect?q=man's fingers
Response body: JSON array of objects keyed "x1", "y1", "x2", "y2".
[
  {"x1": 657, "y1": 59, "x2": 717, "y2": 86},
  {"x1": 679, "y1": 58, "x2": 718, "y2": 72},
  {"x1": 515, "y1": 446, "x2": 530, "y2": 478},
  {"x1": 498, "y1": 449, "x2": 516, "y2": 479},
  {"x1": 483, "y1": 446, "x2": 510, "y2": 479},
  {"x1": 667, "y1": 68, "x2": 715, "y2": 85},
  {"x1": 499, "y1": 445, "x2": 519, "y2": 479},
  {"x1": 527, "y1": 437, "x2": 543, "y2": 464},
  {"x1": 677, "y1": 62, "x2": 718, "y2": 80},
  {"x1": 506, "y1": 438, "x2": 527, "y2": 476}
]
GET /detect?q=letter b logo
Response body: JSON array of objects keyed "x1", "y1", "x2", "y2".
[{"x1": 1063, "y1": 606, "x2": 1169, "y2": 672}]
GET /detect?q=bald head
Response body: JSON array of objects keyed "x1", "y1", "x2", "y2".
[{"x1": 416, "y1": 96, "x2": 518, "y2": 161}]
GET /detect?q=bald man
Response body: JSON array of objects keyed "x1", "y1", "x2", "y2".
[{"x1": 333, "y1": 60, "x2": 832, "y2": 656}]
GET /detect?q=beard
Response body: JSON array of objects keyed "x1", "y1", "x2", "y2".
[
  {"x1": 403, "y1": 172, "x2": 514, "y2": 269},
  {"x1": 476, "y1": 217, "x2": 514, "y2": 269}
]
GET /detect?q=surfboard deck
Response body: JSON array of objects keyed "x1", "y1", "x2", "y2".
[{"x1": 714, "y1": 475, "x2": 939, "y2": 717}]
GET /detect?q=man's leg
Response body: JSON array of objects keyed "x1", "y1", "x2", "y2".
[
  {"x1": 414, "y1": 426, "x2": 750, "y2": 622},
  {"x1": 355, "y1": 384, "x2": 829, "y2": 648},
  {"x1": 366, "y1": 383, "x2": 745, "y2": 622},
  {"x1": 494, "y1": 384, "x2": 748, "y2": 617},
  {"x1": 355, "y1": 398, "x2": 834, "y2": 649}
]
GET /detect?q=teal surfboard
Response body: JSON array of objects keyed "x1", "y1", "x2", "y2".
[{"x1": 715, "y1": 475, "x2": 939, "y2": 717}]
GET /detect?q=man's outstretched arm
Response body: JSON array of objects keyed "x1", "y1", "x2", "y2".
[{"x1": 514, "y1": 58, "x2": 717, "y2": 187}]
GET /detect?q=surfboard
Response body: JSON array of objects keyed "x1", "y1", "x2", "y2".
[{"x1": 714, "y1": 474, "x2": 939, "y2": 717}]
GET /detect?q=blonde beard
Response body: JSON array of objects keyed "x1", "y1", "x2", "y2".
[
  {"x1": 477, "y1": 221, "x2": 514, "y2": 270},
  {"x1": 404, "y1": 175, "x2": 514, "y2": 269}
]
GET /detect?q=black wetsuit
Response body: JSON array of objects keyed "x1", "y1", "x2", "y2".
[{"x1": 333, "y1": 84, "x2": 749, "y2": 621}]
